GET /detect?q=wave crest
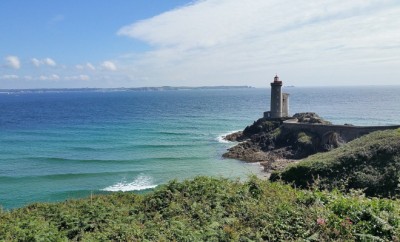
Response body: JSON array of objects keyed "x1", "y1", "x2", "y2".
[
  {"x1": 102, "y1": 175, "x2": 157, "y2": 192},
  {"x1": 216, "y1": 130, "x2": 241, "y2": 143}
]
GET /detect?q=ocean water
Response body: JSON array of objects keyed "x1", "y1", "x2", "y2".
[{"x1": 1, "y1": 86, "x2": 399, "y2": 209}]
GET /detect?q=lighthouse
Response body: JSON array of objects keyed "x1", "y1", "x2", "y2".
[
  {"x1": 270, "y1": 75, "x2": 283, "y2": 118},
  {"x1": 264, "y1": 75, "x2": 290, "y2": 119}
]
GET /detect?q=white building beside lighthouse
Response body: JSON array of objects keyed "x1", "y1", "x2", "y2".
[{"x1": 264, "y1": 75, "x2": 290, "y2": 119}]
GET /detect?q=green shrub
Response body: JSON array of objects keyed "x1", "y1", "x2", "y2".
[
  {"x1": 1, "y1": 176, "x2": 399, "y2": 241},
  {"x1": 271, "y1": 129, "x2": 400, "y2": 197},
  {"x1": 297, "y1": 132, "x2": 313, "y2": 145}
]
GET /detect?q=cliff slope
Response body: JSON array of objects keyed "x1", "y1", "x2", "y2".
[{"x1": 271, "y1": 128, "x2": 400, "y2": 197}]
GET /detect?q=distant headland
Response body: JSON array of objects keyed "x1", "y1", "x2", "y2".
[{"x1": 0, "y1": 86, "x2": 253, "y2": 93}]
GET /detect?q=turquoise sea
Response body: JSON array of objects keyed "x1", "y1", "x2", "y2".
[{"x1": 1, "y1": 86, "x2": 400, "y2": 209}]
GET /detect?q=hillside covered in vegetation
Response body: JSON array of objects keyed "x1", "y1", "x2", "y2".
[
  {"x1": 271, "y1": 128, "x2": 400, "y2": 197},
  {"x1": 1, "y1": 176, "x2": 400, "y2": 241}
]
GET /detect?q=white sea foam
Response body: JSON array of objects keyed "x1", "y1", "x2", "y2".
[
  {"x1": 216, "y1": 135, "x2": 230, "y2": 143},
  {"x1": 216, "y1": 130, "x2": 241, "y2": 144},
  {"x1": 102, "y1": 175, "x2": 157, "y2": 192}
]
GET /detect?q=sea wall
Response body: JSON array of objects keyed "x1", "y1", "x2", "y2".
[{"x1": 282, "y1": 122, "x2": 400, "y2": 145}]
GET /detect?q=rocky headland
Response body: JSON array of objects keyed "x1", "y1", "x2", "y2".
[{"x1": 223, "y1": 112, "x2": 333, "y2": 172}]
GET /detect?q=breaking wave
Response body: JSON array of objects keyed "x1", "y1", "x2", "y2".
[
  {"x1": 216, "y1": 130, "x2": 241, "y2": 143},
  {"x1": 102, "y1": 174, "x2": 157, "y2": 192}
]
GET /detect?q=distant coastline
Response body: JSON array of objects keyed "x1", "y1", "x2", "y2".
[{"x1": 0, "y1": 86, "x2": 253, "y2": 93}]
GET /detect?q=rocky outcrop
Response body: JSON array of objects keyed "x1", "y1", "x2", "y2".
[
  {"x1": 223, "y1": 131, "x2": 245, "y2": 142},
  {"x1": 222, "y1": 113, "x2": 332, "y2": 172},
  {"x1": 292, "y1": 112, "x2": 332, "y2": 125}
]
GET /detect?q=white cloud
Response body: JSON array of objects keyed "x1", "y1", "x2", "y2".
[
  {"x1": 75, "y1": 64, "x2": 84, "y2": 70},
  {"x1": 101, "y1": 61, "x2": 117, "y2": 71},
  {"x1": 79, "y1": 75, "x2": 90, "y2": 81},
  {"x1": 31, "y1": 58, "x2": 41, "y2": 67},
  {"x1": 5, "y1": 56, "x2": 21, "y2": 69},
  {"x1": 76, "y1": 62, "x2": 96, "y2": 71},
  {"x1": 39, "y1": 74, "x2": 60, "y2": 81},
  {"x1": 117, "y1": 0, "x2": 400, "y2": 86},
  {"x1": 43, "y1": 58, "x2": 56, "y2": 66},
  {"x1": 65, "y1": 75, "x2": 90, "y2": 81},
  {"x1": 31, "y1": 57, "x2": 57, "y2": 67},
  {"x1": 1, "y1": 74, "x2": 19, "y2": 80},
  {"x1": 86, "y1": 62, "x2": 96, "y2": 70}
]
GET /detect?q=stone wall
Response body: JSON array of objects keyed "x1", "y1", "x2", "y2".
[{"x1": 282, "y1": 122, "x2": 400, "y2": 146}]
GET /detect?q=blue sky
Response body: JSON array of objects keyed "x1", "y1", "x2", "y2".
[
  {"x1": 0, "y1": 1, "x2": 188, "y2": 64},
  {"x1": 1, "y1": 0, "x2": 400, "y2": 88}
]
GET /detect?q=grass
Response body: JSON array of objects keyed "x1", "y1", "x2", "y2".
[
  {"x1": 297, "y1": 131, "x2": 313, "y2": 145},
  {"x1": 1, "y1": 176, "x2": 400, "y2": 241},
  {"x1": 271, "y1": 128, "x2": 400, "y2": 197}
]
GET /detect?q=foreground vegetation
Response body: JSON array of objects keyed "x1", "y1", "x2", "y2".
[
  {"x1": 1, "y1": 176, "x2": 400, "y2": 241},
  {"x1": 271, "y1": 129, "x2": 400, "y2": 197}
]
